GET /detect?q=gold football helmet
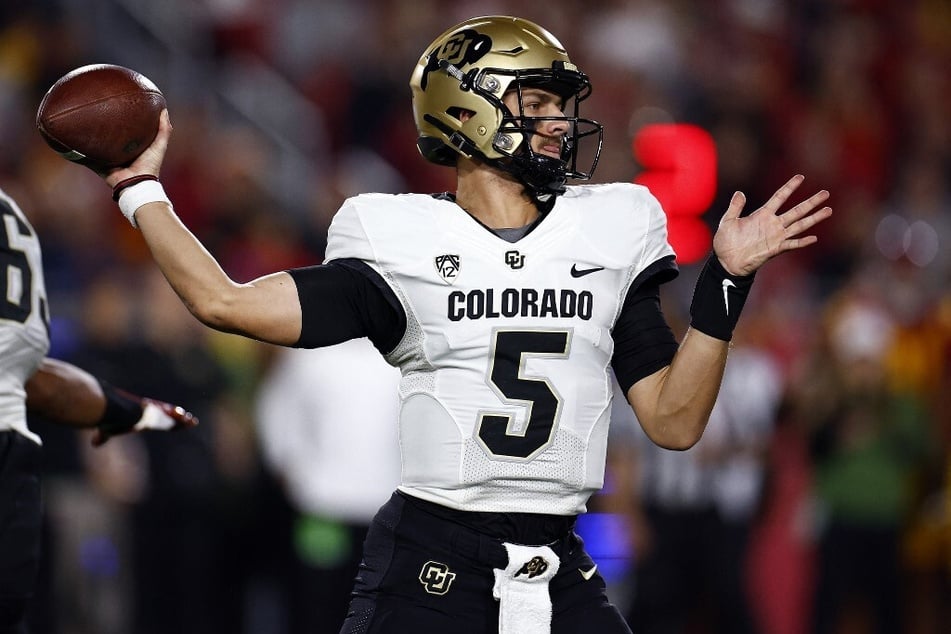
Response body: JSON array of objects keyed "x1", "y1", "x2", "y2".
[{"x1": 410, "y1": 16, "x2": 603, "y2": 202}]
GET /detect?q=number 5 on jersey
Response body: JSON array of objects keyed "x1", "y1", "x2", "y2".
[{"x1": 476, "y1": 329, "x2": 571, "y2": 460}]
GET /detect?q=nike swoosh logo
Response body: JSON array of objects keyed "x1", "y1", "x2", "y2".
[
  {"x1": 579, "y1": 565, "x2": 598, "y2": 581},
  {"x1": 722, "y1": 278, "x2": 736, "y2": 314},
  {"x1": 570, "y1": 264, "x2": 605, "y2": 278}
]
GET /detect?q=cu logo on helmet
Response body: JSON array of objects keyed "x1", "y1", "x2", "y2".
[
  {"x1": 419, "y1": 561, "x2": 457, "y2": 595},
  {"x1": 439, "y1": 30, "x2": 491, "y2": 66}
]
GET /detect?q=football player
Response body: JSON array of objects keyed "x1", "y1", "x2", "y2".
[
  {"x1": 94, "y1": 15, "x2": 830, "y2": 634},
  {"x1": 0, "y1": 187, "x2": 197, "y2": 634}
]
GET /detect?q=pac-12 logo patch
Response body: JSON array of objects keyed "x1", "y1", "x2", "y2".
[
  {"x1": 435, "y1": 254, "x2": 460, "y2": 283},
  {"x1": 419, "y1": 560, "x2": 456, "y2": 595}
]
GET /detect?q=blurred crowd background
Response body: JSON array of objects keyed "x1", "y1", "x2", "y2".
[{"x1": 1, "y1": 0, "x2": 948, "y2": 633}]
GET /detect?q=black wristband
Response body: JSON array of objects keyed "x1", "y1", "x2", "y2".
[
  {"x1": 688, "y1": 255, "x2": 755, "y2": 341},
  {"x1": 97, "y1": 380, "x2": 144, "y2": 435}
]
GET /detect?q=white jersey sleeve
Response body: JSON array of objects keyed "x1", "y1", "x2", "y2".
[
  {"x1": 323, "y1": 184, "x2": 675, "y2": 514},
  {"x1": 0, "y1": 189, "x2": 51, "y2": 444}
]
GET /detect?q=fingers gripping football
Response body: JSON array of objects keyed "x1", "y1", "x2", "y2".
[{"x1": 105, "y1": 109, "x2": 172, "y2": 188}]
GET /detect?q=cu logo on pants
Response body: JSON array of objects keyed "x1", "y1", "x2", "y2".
[{"x1": 419, "y1": 561, "x2": 457, "y2": 595}]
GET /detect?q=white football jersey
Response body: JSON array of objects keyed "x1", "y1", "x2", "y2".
[
  {"x1": 325, "y1": 182, "x2": 674, "y2": 514},
  {"x1": 0, "y1": 188, "x2": 50, "y2": 444}
]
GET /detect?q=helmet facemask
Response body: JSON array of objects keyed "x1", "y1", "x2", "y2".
[{"x1": 486, "y1": 65, "x2": 603, "y2": 202}]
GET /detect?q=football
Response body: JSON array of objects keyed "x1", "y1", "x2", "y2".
[{"x1": 36, "y1": 64, "x2": 166, "y2": 171}]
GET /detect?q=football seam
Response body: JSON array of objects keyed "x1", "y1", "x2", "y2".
[
  {"x1": 40, "y1": 89, "x2": 165, "y2": 123},
  {"x1": 34, "y1": 125, "x2": 85, "y2": 159}
]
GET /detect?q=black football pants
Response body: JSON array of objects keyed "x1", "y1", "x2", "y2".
[
  {"x1": 340, "y1": 491, "x2": 631, "y2": 634},
  {"x1": 0, "y1": 432, "x2": 42, "y2": 634}
]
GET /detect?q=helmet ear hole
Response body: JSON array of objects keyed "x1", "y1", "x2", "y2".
[{"x1": 447, "y1": 107, "x2": 475, "y2": 123}]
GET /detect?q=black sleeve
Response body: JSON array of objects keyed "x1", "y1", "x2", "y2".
[
  {"x1": 611, "y1": 281, "x2": 679, "y2": 394},
  {"x1": 287, "y1": 258, "x2": 406, "y2": 354}
]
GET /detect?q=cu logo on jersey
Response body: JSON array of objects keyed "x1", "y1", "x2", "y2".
[
  {"x1": 435, "y1": 254, "x2": 460, "y2": 283},
  {"x1": 419, "y1": 561, "x2": 457, "y2": 595},
  {"x1": 515, "y1": 556, "x2": 550, "y2": 579},
  {"x1": 504, "y1": 250, "x2": 525, "y2": 270}
]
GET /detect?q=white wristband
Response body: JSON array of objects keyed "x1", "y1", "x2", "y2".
[{"x1": 116, "y1": 180, "x2": 171, "y2": 227}]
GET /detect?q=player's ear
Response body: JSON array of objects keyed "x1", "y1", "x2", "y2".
[{"x1": 452, "y1": 108, "x2": 476, "y2": 123}]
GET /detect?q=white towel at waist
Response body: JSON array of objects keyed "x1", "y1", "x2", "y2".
[{"x1": 492, "y1": 542, "x2": 560, "y2": 634}]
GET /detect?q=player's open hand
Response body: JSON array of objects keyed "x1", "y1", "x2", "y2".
[
  {"x1": 712, "y1": 175, "x2": 832, "y2": 276},
  {"x1": 103, "y1": 109, "x2": 172, "y2": 189},
  {"x1": 91, "y1": 397, "x2": 198, "y2": 447}
]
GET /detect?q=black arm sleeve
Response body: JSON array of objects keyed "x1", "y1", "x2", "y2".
[
  {"x1": 287, "y1": 259, "x2": 406, "y2": 354},
  {"x1": 611, "y1": 282, "x2": 679, "y2": 394}
]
